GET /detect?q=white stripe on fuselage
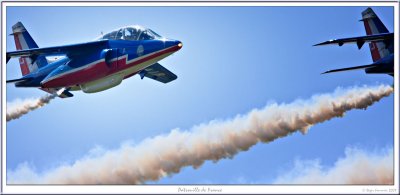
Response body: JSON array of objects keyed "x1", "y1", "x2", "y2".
[
  {"x1": 43, "y1": 45, "x2": 176, "y2": 85},
  {"x1": 69, "y1": 51, "x2": 174, "y2": 92},
  {"x1": 117, "y1": 51, "x2": 173, "y2": 78},
  {"x1": 42, "y1": 58, "x2": 104, "y2": 83}
]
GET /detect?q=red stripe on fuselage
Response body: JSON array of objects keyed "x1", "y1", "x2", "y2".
[{"x1": 42, "y1": 45, "x2": 181, "y2": 88}]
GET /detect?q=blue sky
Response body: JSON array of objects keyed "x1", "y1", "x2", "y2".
[{"x1": 5, "y1": 6, "x2": 394, "y2": 184}]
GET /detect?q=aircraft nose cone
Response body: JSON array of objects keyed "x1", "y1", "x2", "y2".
[
  {"x1": 164, "y1": 39, "x2": 182, "y2": 50},
  {"x1": 174, "y1": 40, "x2": 182, "y2": 52}
]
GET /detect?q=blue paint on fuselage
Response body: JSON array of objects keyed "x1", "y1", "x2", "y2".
[
  {"x1": 365, "y1": 53, "x2": 394, "y2": 74},
  {"x1": 107, "y1": 39, "x2": 179, "y2": 61},
  {"x1": 15, "y1": 57, "x2": 69, "y2": 87},
  {"x1": 15, "y1": 38, "x2": 181, "y2": 88}
]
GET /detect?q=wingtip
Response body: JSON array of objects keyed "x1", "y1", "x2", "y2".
[
  {"x1": 313, "y1": 41, "x2": 331, "y2": 47},
  {"x1": 321, "y1": 70, "x2": 332, "y2": 75}
]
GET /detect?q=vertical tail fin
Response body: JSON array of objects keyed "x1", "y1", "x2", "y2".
[
  {"x1": 11, "y1": 22, "x2": 48, "y2": 76},
  {"x1": 361, "y1": 8, "x2": 391, "y2": 62}
]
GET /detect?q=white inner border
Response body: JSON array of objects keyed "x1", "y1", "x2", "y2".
[{"x1": 2, "y1": 1, "x2": 399, "y2": 194}]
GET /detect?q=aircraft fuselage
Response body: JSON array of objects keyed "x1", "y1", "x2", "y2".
[
  {"x1": 365, "y1": 54, "x2": 394, "y2": 74},
  {"x1": 15, "y1": 39, "x2": 182, "y2": 93}
]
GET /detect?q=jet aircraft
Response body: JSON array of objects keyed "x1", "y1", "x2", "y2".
[
  {"x1": 6, "y1": 22, "x2": 182, "y2": 98},
  {"x1": 314, "y1": 7, "x2": 394, "y2": 76}
]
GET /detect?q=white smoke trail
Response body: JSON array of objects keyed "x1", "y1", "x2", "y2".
[
  {"x1": 273, "y1": 146, "x2": 393, "y2": 184},
  {"x1": 7, "y1": 85, "x2": 393, "y2": 184},
  {"x1": 6, "y1": 94, "x2": 56, "y2": 122}
]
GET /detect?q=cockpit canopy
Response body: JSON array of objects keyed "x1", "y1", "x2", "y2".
[{"x1": 98, "y1": 26, "x2": 162, "y2": 41}]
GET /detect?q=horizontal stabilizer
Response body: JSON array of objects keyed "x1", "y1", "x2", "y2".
[
  {"x1": 6, "y1": 77, "x2": 31, "y2": 83},
  {"x1": 40, "y1": 87, "x2": 73, "y2": 98},
  {"x1": 140, "y1": 63, "x2": 177, "y2": 83},
  {"x1": 314, "y1": 33, "x2": 393, "y2": 49},
  {"x1": 322, "y1": 64, "x2": 378, "y2": 74}
]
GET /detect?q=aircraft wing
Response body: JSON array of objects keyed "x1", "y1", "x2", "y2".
[
  {"x1": 314, "y1": 32, "x2": 393, "y2": 49},
  {"x1": 139, "y1": 63, "x2": 178, "y2": 83},
  {"x1": 6, "y1": 40, "x2": 108, "y2": 63},
  {"x1": 322, "y1": 64, "x2": 378, "y2": 74}
]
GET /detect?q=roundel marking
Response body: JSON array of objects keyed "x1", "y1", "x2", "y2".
[{"x1": 137, "y1": 45, "x2": 144, "y2": 56}]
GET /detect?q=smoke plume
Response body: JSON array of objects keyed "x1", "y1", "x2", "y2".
[
  {"x1": 7, "y1": 85, "x2": 393, "y2": 184},
  {"x1": 273, "y1": 146, "x2": 393, "y2": 184},
  {"x1": 6, "y1": 94, "x2": 56, "y2": 122}
]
